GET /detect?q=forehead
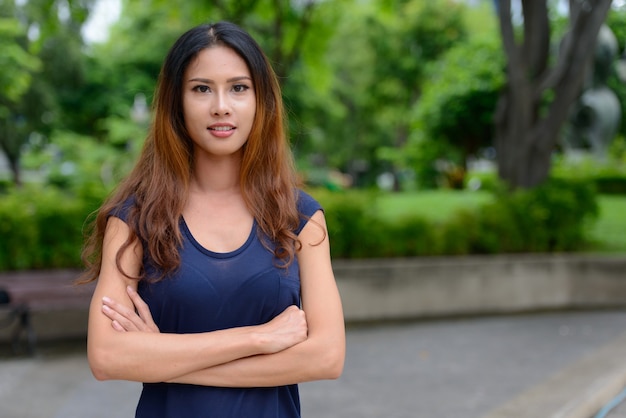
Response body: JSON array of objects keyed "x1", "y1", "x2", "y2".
[{"x1": 185, "y1": 46, "x2": 251, "y2": 78}]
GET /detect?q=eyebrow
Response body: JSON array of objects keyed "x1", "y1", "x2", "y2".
[{"x1": 188, "y1": 76, "x2": 252, "y2": 83}]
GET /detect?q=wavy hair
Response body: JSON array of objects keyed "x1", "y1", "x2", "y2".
[{"x1": 80, "y1": 22, "x2": 301, "y2": 283}]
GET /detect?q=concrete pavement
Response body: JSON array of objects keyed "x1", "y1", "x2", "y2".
[{"x1": 2, "y1": 309, "x2": 626, "y2": 418}]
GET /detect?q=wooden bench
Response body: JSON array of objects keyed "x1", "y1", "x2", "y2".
[{"x1": 0, "y1": 270, "x2": 95, "y2": 355}]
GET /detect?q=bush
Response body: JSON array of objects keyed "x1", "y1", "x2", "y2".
[
  {"x1": 551, "y1": 151, "x2": 626, "y2": 195},
  {"x1": 0, "y1": 192, "x2": 38, "y2": 270},
  {"x1": 315, "y1": 189, "x2": 443, "y2": 258},
  {"x1": 0, "y1": 185, "x2": 106, "y2": 271},
  {"x1": 384, "y1": 216, "x2": 439, "y2": 257},
  {"x1": 34, "y1": 193, "x2": 87, "y2": 268},
  {"x1": 593, "y1": 175, "x2": 626, "y2": 194},
  {"x1": 0, "y1": 181, "x2": 600, "y2": 272},
  {"x1": 312, "y1": 178, "x2": 599, "y2": 259},
  {"x1": 468, "y1": 178, "x2": 598, "y2": 253},
  {"x1": 438, "y1": 210, "x2": 479, "y2": 255},
  {"x1": 464, "y1": 170, "x2": 500, "y2": 192},
  {"x1": 314, "y1": 190, "x2": 377, "y2": 258}
]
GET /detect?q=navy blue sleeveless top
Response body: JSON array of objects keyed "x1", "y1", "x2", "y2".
[{"x1": 112, "y1": 190, "x2": 322, "y2": 418}]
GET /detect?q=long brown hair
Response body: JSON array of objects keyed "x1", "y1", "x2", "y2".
[{"x1": 80, "y1": 22, "x2": 301, "y2": 283}]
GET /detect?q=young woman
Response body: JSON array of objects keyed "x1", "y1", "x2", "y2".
[{"x1": 80, "y1": 21, "x2": 345, "y2": 417}]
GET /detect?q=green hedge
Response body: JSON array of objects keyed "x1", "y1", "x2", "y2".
[
  {"x1": 593, "y1": 175, "x2": 626, "y2": 194},
  {"x1": 0, "y1": 179, "x2": 599, "y2": 271},
  {"x1": 467, "y1": 178, "x2": 598, "y2": 253},
  {"x1": 314, "y1": 178, "x2": 598, "y2": 259},
  {"x1": 0, "y1": 185, "x2": 102, "y2": 271}
]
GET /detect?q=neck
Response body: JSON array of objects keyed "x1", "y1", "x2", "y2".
[{"x1": 191, "y1": 152, "x2": 242, "y2": 194}]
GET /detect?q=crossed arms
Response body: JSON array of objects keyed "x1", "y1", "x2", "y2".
[{"x1": 87, "y1": 211, "x2": 345, "y2": 387}]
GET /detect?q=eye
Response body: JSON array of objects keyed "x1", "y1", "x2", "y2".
[
  {"x1": 192, "y1": 85, "x2": 210, "y2": 93},
  {"x1": 232, "y1": 84, "x2": 250, "y2": 93}
]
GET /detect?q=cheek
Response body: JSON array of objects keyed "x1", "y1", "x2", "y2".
[
  {"x1": 245, "y1": 102, "x2": 257, "y2": 125},
  {"x1": 181, "y1": 99, "x2": 192, "y2": 124},
  {"x1": 183, "y1": 103, "x2": 202, "y2": 128}
]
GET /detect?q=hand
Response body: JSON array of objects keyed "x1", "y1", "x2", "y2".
[
  {"x1": 255, "y1": 305, "x2": 308, "y2": 354},
  {"x1": 102, "y1": 286, "x2": 160, "y2": 333}
]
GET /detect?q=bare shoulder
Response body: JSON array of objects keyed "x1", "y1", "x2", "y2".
[
  {"x1": 298, "y1": 210, "x2": 328, "y2": 248},
  {"x1": 297, "y1": 209, "x2": 335, "y2": 291},
  {"x1": 97, "y1": 216, "x2": 142, "y2": 291}
]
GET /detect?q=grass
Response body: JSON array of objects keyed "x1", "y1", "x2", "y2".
[
  {"x1": 586, "y1": 195, "x2": 626, "y2": 253},
  {"x1": 374, "y1": 189, "x2": 492, "y2": 221},
  {"x1": 375, "y1": 190, "x2": 626, "y2": 254}
]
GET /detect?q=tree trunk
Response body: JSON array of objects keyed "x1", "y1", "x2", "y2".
[
  {"x1": 494, "y1": 0, "x2": 612, "y2": 189},
  {"x1": 0, "y1": 116, "x2": 24, "y2": 187},
  {"x1": 8, "y1": 154, "x2": 21, "y2": 187}
]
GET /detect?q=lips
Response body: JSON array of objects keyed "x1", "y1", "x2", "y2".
[
  {"x1": 207, "y1": 123, "x2": 236, "y2": 138},
  {"x1": 208, "y1": 126, "x2": 235, "y2": 131}
]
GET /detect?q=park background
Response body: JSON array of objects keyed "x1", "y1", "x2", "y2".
[
  {"x1": 1, "y1": 0, "x2": 625, "y2": 270},
  {"x1": 4, "y1": 2, "x2": 626, "y2": 417}
]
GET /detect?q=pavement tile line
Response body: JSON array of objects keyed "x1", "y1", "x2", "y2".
[
  {"x1": 554, "y1": 369, "x2": 626, "y2": 418},
  {"x1": 481, "y1": 332, "x2": 626, "y2": 418},
  {"x1": 5, "y1": 310, "x2": 626, "y2": 418}
]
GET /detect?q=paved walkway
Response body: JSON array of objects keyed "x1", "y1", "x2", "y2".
[{"x1": 2, "y1": 310, "x2": 626, "y2": 418}]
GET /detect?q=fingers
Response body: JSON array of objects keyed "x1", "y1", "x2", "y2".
[
  {"x1": 284, "y1": 306, "x2": 308, "y2": 332},
  {"x1": 257, "y1": 305, "x2": 308, "y2": 354},
  {"x1": 102, "y1": 297, "x2": 142, "y2": 332},
  {"x1": 111, "y1": 320, "x2": 126, "y2": 332},
  {"x1": 282, "y1": 305, "x2": 307, "y2": 326},
  {"x1": 126, "y1": 286, "x2": 159, "y2": 333},
  {"x1": 101, "y1": 288, "x2": 160, "y2": 333},
  {"x1": 279, "y1": 305, "x2": 304, "y2": 319}
]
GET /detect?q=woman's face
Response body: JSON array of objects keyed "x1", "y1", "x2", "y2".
[{"x1": 182, "y1": 45, "x2": 256, "y2": 160}]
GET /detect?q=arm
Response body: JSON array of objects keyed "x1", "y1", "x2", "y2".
[
  {"x1": 167, "y1": 210, "x2": 346, "y2": 387},
  {"x1": 87, "y1": 216, "x2": 307, "y2": 383}
]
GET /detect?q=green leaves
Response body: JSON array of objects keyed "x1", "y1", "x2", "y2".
[{"x1": 0, "y1": 18, "x2": 41, "y2": 103}]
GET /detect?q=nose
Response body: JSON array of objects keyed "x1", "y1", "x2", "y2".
[{"x1": 211, "y1": 91, "x2": 231, "y2": 116}]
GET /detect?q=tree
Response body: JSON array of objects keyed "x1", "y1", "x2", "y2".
[
  {"x1": 0, "y1": 0, "x2": 95, "y2": 185},
  {"x1": 0, "y1": 17, "x2": 41, "y2": 185},
  {"x1": 494, "y1": 0, "x2": 612, "y2": 189},
  {"x1": 304, "y1": 0, "x2": 467, "y2": 186},
  {"x1": 75, "y1": 0, "x2": 330, "y2": 143},
  {"x1": 605, "y1": 7, "x2": 626, "y2": 139},
  {"x1": 414, "y1": 36, "x2": 505, "y2": 170},
  {"x1": 1, "y1": 0, "x2": 327, "y2": 186}
]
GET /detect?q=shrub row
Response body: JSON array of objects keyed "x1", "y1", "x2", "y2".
[
  {"x1": 0, "y1": 179, "x2": 598, "y2": 271},
  {"x1": 593, "y1": 175, "x2": 626, "y2": 194},
  {"x1": 0, "y1": 184, "x2": 104, "y2": 271},
  {"x1": 316, "y1": 178, "x2": 599, "y2": 259},
  {"x1": 467, "y1": 170, "x2": 626, "y2": 195}
]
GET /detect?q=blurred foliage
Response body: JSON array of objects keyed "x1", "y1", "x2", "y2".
[
  {"x1": 0, "y1": 185, "x2": 100, "y2": 270},
  {"x1": 0, "y1": 0, "x2": 95, "y2": 184},
  {"x1": 0, "y1": 0, "x2": 626, "y2": 189},
  {"x1": 607, "y1": 7, "x2": 626, "y2": 54},
  {"x1": 468, "y1": 138, "x2": 626, "y2": 195},
  {"x1": 378, "y1": 4, "x2": 503, "y2": 189},
  {"x1": 313, "y1": 177, "x2": 598, "y2": 259},
  {"x1": 414, "y1": 36, "x2": 504, "y2": 163},
  {"x1": 605, "y1": 9, "x2": 626, "y2": 140},
  {"x1": 0, "y1": 18, "x2": 40, "y2": 103},
  {"x1": 551, "y1": 139, "x2": 626, "y2": 194},
  {"x1": 303, "y1": 0, "x2": 468, "y2": 187},
  {"x1": 1, "y1": 0, "x2": 479, "y2": 192},
  {"x1": 0, "y1": 0, "x2": 624, "y2": 270},
  {"x1": 470, "y1": 178, "x2": 599, "y2": 253},
  {"x1": 0, "y1": 178, "x2": 603, "y2": 271},
  {"x1": 2, "y1": 0, "x2": 626, "y2": 192},
  {"x1": 0, "y1": 180, "x2": 597, "y2": 271}
]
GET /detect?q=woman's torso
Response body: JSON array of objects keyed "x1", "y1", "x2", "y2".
[{"x1": 130, "y1": 190, "x2": 321, "y2": 418}]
